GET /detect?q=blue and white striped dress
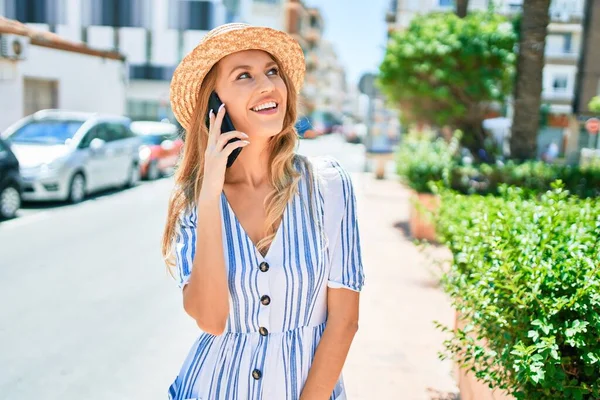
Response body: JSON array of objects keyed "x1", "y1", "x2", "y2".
[{"x1": 168, "y1": 156, "x2": 365, "y2": 400}]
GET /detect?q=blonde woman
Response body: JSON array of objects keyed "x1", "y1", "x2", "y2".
[{"x1": 163, "y1": 23, "x2": 364, "y2": 400}]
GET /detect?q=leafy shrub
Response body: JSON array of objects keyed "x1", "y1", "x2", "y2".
[
  {"x1": 436, "y1": 184, "x2": 600, "y2": 399},
  {"x1": 395, "y1": 131, "x2": 460, "y2": 193}
]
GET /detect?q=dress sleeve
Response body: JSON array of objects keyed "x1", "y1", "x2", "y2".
[
  {"x1": 323, "y1": 158, "x2": 365, "y2": 292},
  {"x1": 173, "y1": 206, "x2": 197, "y2": 289}
]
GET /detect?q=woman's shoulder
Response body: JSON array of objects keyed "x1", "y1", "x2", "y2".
[{"x1": 301, "y1": 155, "x2": 353, "y2": 198}]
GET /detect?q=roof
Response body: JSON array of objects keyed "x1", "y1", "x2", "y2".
[{"x1": 0, "y1": 17, "x2": 125, "y2": 61}]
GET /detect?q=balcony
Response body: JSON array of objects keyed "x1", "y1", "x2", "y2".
[
  {"x1": 129, "y1": 65, "x2": 175, "y2": 81},
  {"x1": 549, "y1": 0, "x2": 584, "y2": 23},
  {"x1": 542, "y1": 89, "x2": 574, "y2": 104},
  {"x1": 545, "y1": 50, "x2": 579, "y2": 65}
]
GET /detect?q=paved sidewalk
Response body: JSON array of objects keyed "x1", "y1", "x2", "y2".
[{"x1": 342, "y1": 172, "x2": 459, "y2": 400}]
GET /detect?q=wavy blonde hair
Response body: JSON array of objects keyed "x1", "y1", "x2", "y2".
[{"x1": 162, "y1": 54, "x2": 312, "y2": 271}]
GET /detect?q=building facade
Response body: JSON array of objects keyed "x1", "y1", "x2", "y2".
[
  {"x1": 0, "y1": 16, "x2": 126, "y2": 132},
  {"x1": 1, "y1": 0, "x2": 234, "y2": 124},
  {"x1": 285, "y1": 1, "x2": 348, "y2": 120}
]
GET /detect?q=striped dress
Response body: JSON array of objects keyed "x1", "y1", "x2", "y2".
[{"x1": 168, "y1": 156, "x2": 365, "y2": 400}]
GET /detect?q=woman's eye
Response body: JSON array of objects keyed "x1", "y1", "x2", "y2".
[
  {"x1": 267, "y1": 68, "x2": 279, "y2": 76},
  {"x1": 236, "y1": 72, "x2": 250, "y2": 80}
]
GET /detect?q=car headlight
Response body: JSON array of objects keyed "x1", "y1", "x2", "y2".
[
  {"x1": 139, "y1": 146, "x2": 152, "y2": 162},
  {"x1": 40, "y1": 159, "x2": 65, "y2": 175}
]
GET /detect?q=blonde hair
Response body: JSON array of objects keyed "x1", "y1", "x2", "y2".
[{"x1": 162, "y1": 54, "x2": 312, "y2": 271}]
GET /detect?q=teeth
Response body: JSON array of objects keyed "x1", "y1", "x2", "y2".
[{"x1": 252, "y1": 101, "x2": 277, "y2": 111}]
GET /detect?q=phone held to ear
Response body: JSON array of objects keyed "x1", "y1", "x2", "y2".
[{"x1": 206, "y1": 91, "x2": 242, "y2": 168}]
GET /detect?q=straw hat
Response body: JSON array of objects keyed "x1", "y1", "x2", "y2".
[{"x1": 170, "y1": 23, "x2": 306, "y2": 131}]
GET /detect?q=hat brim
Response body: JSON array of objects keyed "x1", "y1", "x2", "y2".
[{"x1": 170, "y1": 25, "x2": 306, "y2": 131}]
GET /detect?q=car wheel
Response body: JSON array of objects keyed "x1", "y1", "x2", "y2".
[
  {"x1": 0, "y1": 185, "x2": 21, "y2": 220},
  {"x1": 126, "y1": 163, "x2": 140, "y2": 188},
  {"x1": 68, "y1": 173, "x2": 86, "y2": 204},
  {"x1": 146, "y1": 160, "x2": 161, "y2": 181}
]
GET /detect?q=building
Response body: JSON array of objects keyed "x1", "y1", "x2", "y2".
[
  {"x1": 567, "y1": 0, "x2": 600, "y2": 162},
  {"x1": 237, "y1": 0, "x2": 286, "y2": 31},
  {"x1": 0, "y1": 16, "x2": 126, "y2": 132},
  {"x1": 1, "y1": 0, "x2": 235, "y2": 124},
  {"x1": 284, "y1": 1, "x2": 347, "y2": 119}
]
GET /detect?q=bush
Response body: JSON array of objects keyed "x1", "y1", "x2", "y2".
[
  {"x1": 395, "y1": 130, "x2": 460, "y2": 193},
  {"x1": 394, "y1": 133, "x2": 600, "y2": 198},
  {"x1": 436, "y1": 185, "x2": 600, "y2": 399},
  {"x1": 451, "y1": 162, "x2": 600, "y2": 198}
]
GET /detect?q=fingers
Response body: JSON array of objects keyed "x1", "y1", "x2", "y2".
[
  {"x1": 216, "y1": 131, "x2": 248, "y2": 151},
  {"x1": 222, "y1": 139, "x2": 250, "y2": 156},
  {"x1": 207, "y1": 104, "x2": 226, "y2": 144}
]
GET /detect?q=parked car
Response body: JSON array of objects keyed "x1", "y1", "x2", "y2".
[
  {"x1": 0, "y1": 137, "x2": 22, "y2": 219},
  {"x1": 1, "y1": 109, "x2": 142, "y2": 203},
  {"x1": 130, "y1": 121, "x2": 183, "y2": 180}
]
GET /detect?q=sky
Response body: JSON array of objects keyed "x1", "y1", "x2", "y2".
[{"x1": 304, "y1": 0, "x2": 390, "y2": 88}]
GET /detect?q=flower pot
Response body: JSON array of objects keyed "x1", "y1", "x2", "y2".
[
  {"x1": 454, "y1": 310, "x2": 514, "y2": 400},
  {"x1": 409, "y1": 192, "x2": 439, "y2": 241}
]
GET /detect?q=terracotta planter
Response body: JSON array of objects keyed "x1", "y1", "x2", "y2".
[
  {"x1": 409, "y1": 192, "x2": 439, "y2": 241},
  {"x1": 454, "y1": 310, "x2": 514, "y2": 400}
]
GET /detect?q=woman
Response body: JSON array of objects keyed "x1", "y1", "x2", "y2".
[{"x1": 163, "y1": 23, "x2": 365, "y2": 400}]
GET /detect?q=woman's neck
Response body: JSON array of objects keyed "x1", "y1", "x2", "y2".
[{"x1": 224, "y1": 136, "x2": 272, "y2": 189}]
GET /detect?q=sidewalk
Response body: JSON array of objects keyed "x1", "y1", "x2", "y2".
[{"x1": 343, "y1": 172, "x2": 459, "y2": 400}]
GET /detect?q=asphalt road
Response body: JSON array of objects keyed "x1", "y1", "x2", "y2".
[{"x1": 0, "y1": 134, "x2": 371, "y2": 400}]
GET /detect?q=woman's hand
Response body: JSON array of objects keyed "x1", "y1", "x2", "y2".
[{"x1": 200, "y1": 104, "x2": 250, "y2": 200}]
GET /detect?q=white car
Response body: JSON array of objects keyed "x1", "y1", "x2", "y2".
[{"x1": 2, "y1": 109, "x2": 142, "y2": 203}]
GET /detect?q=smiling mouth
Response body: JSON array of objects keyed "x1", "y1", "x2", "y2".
[{"x1": 251, "y1": 101, "x2": 278, "y2": 112}]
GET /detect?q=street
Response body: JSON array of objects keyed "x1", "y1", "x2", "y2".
[{"x1": 1, "y1": 134, "x2": 384, "y2": 400}]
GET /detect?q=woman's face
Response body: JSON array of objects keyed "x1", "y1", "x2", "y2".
[{"x1": 214, "y1": 50, "x2": 288, "y2": 139}]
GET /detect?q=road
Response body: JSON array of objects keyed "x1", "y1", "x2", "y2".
[{"x1": 0, "y1": 134, "x2": 373, "y2": 400}]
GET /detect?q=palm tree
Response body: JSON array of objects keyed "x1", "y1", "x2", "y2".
[
  {"x1": 456, "y1": 0, "x2": 469, "y2": 18},
  {"x1": 510, "y1": 0, "x2": 551, "y2": 160}
]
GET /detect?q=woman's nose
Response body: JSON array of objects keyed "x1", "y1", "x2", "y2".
[{"x1": 257, "y1": 74, "x2": 275, "y2": 93}]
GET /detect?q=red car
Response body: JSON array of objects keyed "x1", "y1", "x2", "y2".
[{"x1": 130, "y1": 121, "x2": 183, "y2": 180}]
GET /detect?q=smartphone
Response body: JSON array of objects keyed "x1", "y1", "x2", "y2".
[{"x1": 206, "y1": 91, "x2": 242, "y2": 168}]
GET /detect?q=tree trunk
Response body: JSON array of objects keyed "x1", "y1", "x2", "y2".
[
  {"x1": 510, "y1": 0, "x2": 550, "y2": 161},
  {"x1": 456, "y1": 0, "x2": 469, "y2": 18}
]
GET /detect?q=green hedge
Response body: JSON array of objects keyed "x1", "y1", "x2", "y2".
[
  {"x1": 435, "y1": 185, "x2": 600, "y2": 399},
  {"x1": 395, "y1": 134, "x2": 600, "y2": 198}
]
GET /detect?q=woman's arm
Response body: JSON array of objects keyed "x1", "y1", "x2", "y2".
[
  {"x1": 182, "y1": 194, "x2": 230, "y2": 335},
  {"x1": 300, "y1": 288, "x2": 360, "y2": 400},
  {"x1": 179, "y1": 105, "x2": 249, "y2": 335}
]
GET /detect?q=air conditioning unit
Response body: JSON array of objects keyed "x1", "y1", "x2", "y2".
[{"x1": 0, "y1": 34, "x2": 30, "y2": 60}]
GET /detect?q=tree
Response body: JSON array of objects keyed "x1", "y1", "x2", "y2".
[
  {"x1": 456, "y1": 0, "x2": 469, "y2": 18},
  {"x1": 509, "y1": 0, "x2": 550, "y2": 161},
  {"x1": 378, "y1": 11, "x2": 517, "y2": 156}
]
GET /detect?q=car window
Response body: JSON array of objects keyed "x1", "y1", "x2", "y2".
[
  {"x1": 140, "y1": 133, "x2": 178, "y2": 145},
  {"x1": 8, "y1": 120, "x2": 84, "y2": 145},
  {"x1": 79, "y1": 128, "x2": 96, "y2": 149},
  {"x1": 105, "y1": 123, "x2": 128, "y2": 141},
  {"x1": 79, "y1": 124, "x2": 111, "y2": 148}
]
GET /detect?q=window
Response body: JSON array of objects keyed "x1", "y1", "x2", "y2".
[
  {"x1": 546, "y1": 33, "x2": 572, "y2": 54},
  {"x1": 169, "y1": 0, "x2": 214, "y2": 31},
  {"x1": 85, "y1": 0, "x2": 151, "y2": 28},
  {"x1": 9, "y1": 120, "x2": 84, "y2": 145},
  {"x1": 4, "y1": 0, "x2": 66, "y2": 25},
  {"x1": 552, "y1": 75, "x2": 568, "y2": 92},
  {"x1": 105, "y1": 123, "x2": 127, "y2": 141}
]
